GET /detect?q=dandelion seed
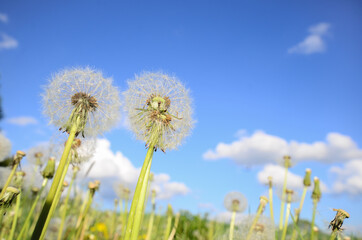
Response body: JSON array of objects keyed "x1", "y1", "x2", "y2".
[
  {"x1": 123, "y1": 71, "x2": 193, "y2": 151},
  {"x1": 43, "y1": 67, "x2": 121, "y2": 137},
  {"x1": 224, "y1": 191, "x2": 248, "y2": 240}
]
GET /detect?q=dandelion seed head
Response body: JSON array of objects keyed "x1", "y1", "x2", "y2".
[
  {"x1": 236, "y1": 215, "x2": 275, "y2": 240},
  {"x1": 42, "y1": 67, "x2": 121, "y2": 137},
  {"x1": 0, "y1": 132, "x2": 11, "y2": 161},
  {"x1": 224, "y1": 191, "x2": 248, "y2": 212},
  {"x1": 123, "y1": 71, "x2": 193, "y2": 151},
  {"x1": 0, "y1": 167, "x2": 11, "y2": 188}
]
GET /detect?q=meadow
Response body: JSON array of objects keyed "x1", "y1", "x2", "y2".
[{"x1": 0, "y1": 68, "x2": 358, "y2": 240}]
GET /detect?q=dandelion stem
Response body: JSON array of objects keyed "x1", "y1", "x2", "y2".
[
  {"x1": 167, "y1": 212, "x2": 180, "y2": 240},
  {"x1": 310, "y1": 199, "x2": 318, "y2": 240},
  {"x1": 75, "y1": 187, "x2": 95, "y2": 239},
  {"x1": 8, "y1": 191, "x2": 21, "y2": 240},
  {"x1": 229, "y1": 211, "x2": 236, "y2": 240},
  {"x1": 57, "y1": 170, "x2": 77, "y2": 240},
  {"x1": 268, "y1": 183, "x2": 274, "y2": 224},
  {"x1": 145, "y1": 192, "x2": 156, "y2": 240},
  {"x1": 291, "y1": 186, "x2": 308, "y2": 240},
  {"x1": 124, "y1": 144, "x2": 154, "y2": 240},
  {"x1": 279, "y1": 165, "x2": 288, "y2": 230},
  {"x1": 0, "y1": 160, "x2": 19, "y2": 200},
  {"x1": 31, "y1": 120, "x2": 78, "y2": 240},
  {"x1": 17, "y1": 178, "x2": 49, "y2": 240},
  {"x1": 281, "y1": 202, "x2": 291, "y2": 240}
]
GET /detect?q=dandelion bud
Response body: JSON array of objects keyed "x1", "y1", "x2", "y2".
[
  {"x1": 303, "y1": 168, "x2": 312, "y2": 187},
  {"x1": 0, "y1": 186, "x2": 20, "y2": 209},
  {"x1": 313, "y1": 226, "x2": 319, "y2": 233},
  {"x1": 267, "y1": 176, "x2": 273, "y2": 188},
  {"x1": 283, "y1": 155, "x2": 292, "y2": 168},
  {"x1": 167, "y1": 204, "x2": 173, "y2": 217},
  {"x1": 312, "y1": 177, "x2": 322, "y2": 201},
  {"x1": 42, "y1": 157, "x2": 56, "y2": 179},
  {"x1": 31, "y1": 186, "x2": 40, "y2": 195},
  {"x1": 329, "y1": 209, "x2": 350, "y2": 232},
  {"x1": 13, "y1": 150, "x2": 26, "y2": 164},
  {"x1": 285, "y1": 189, "x2": 294, "y2": 203},
  {"x1": 13, "y1": 171, "x2": 26, "y2": 187}
]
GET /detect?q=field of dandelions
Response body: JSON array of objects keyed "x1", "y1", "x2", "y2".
[{"x1": 0, "y1": 67, "x2": 358, "y2": 240}]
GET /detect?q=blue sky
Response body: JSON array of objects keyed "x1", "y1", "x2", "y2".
[{"x1": 1, "y1": 0, "x2": 362, "y2": 236}]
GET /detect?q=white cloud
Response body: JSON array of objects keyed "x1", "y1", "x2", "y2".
[
  {"x1": 7, "y1": 116, "x2": 38, "y2": 126},
  {"x1": 288, "y1": 22, "x2": 330, "y2": 55},
  {"x1": 257, "y1": 164, "x2": 328, "y2": 192},
  {"x1": 81, "y1": 138, "x2": 190, "y2": 200},
  {"x1": 0, "y1": 33, "x2": 18, "y2": 50},
  {"x1": 329, "y1": 159, "x2": 362, "y2": 195},
  {"x1": 203, "y1": 130, "x2": 362, "y2": 166},
  {"x1": 0, "y1": 13, "x2": 8, "y2": 23}
]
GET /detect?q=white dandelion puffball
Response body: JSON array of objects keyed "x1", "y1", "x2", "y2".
[
  {"x1": 0, "y1": 167, "x2": 11, "y2": 188},
  {"x1": 123, "y1": 72, "x2": 193, "y2": 151},
  {"x1": 224, "y1": 191, "x2": 248, "y2": 213},
  {"x1": 0, "y1": 132, "x2": 11, "y2": 161},
  {"x1": 43, "y1": 67, "x2": 121, "y2": 137},
  {"x1": 237, "y1": 215, "x2": 275, "y2": 240}
]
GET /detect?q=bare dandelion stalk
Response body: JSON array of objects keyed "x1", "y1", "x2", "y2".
[
  {"x1": 281, "y1": 190, "x2": 294, "y2": 240},
  {"x1": 311, "y1": 177, "x2": 322, "y2": 240},
  {"x1": 8, "y1": 190, "x2": 21, "y2": 240},
  {"x1": 246, "y1": 196, "x2": 269, "y2": 240},
  {"x1": 279, "y1": 155, "x2": 291, "y2": 230},
  {"x1": 267, "y1": 176, "x2": 274, "y2": 224}
]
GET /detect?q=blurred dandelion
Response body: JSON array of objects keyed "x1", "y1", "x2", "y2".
[
  {"x1": 123, "y1": 71, "x2": 193, "y2": 151},
  {"x1": 224, "y1": 191, "x2": 248, "y2": 240},
  {"x1": 237, "y1": 215, "x2": 275, "y2": 240},
  {"x1": 329, "y1": 209, "x2": 350, "y2": 240}
]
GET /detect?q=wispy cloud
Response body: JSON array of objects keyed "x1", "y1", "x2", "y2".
[
  {"x1": 7, "y1": 116, "x2": 38, "y2": 126},
  {"x1": 329, "y1": 159, "x2": 362, "y2": 195},
  {"x1": 0, "y1": 13, "x2": 8, "y2": 23},
  {"x1": 203, "y1": 130, "x2": 362, "y2": 166},
  {"x1": 0, "y1": 33, "x2": 18, "y2": 50},
  {"x1": 81, "y1": 138, "x2": 190, "y2": 200},
  {"x1": 288, "y1": 22, "x2": 330, "y2": 55}
]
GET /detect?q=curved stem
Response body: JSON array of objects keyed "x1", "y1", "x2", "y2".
[
  {"x1": 124, "y1": 145, "x2": 154, "y2": 240},
  {"x1": 31, "y1": 121, "x2": 78, "y2": 240}
]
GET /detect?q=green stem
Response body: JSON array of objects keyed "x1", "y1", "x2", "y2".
[
  {"x1": 246, "y1": 204, "x2": 264, "y2": 240},
  {"x1": 269, "y1": 185, "x2": 274, "y2": 225},
  {"x1": 229, "y1": 211, "x2": 236, "y2": 240},
  {"x1": 281, "y1": 202, "x2": 291, "y2": 240},
  {"x1": 291, "y1": 186, "x2": 308, "y2": 240},
  {"x1": 17, "y1": 178, "x2": 49, "y2": 240},
  {"x1": 31, "y1": 121, "x2": 78, "y2": 240},
  {"x1": 57, "y1": 170, "x2": 77, "y2": 240},
  {"x1": 0, "y1": 162, "x2": 19, "y2": 200},
  {"x1": 124, "y1": 145, "x2": 154, "y2": 240},
  {"x1": 329, "y1": 230, "x2": 337, "y2": 240},
  {"x1": 130, "y1": 152, "x2": 153, "y2": 240},
  {"x1": 279, "y1": 166, "x2": 288, "y2": 230},
  {"x1": 310, "y1": 199, "x2": 318, "y2": 240},
  {"x1": 8, "y1": 191, "x2": 21, "y2": 240},
  {"x1": 121, "y1": 198, "x2": 129, "y2": 239},
  {"x1": 111, "y1": 200, "x2": 119, "y2": 239}
]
